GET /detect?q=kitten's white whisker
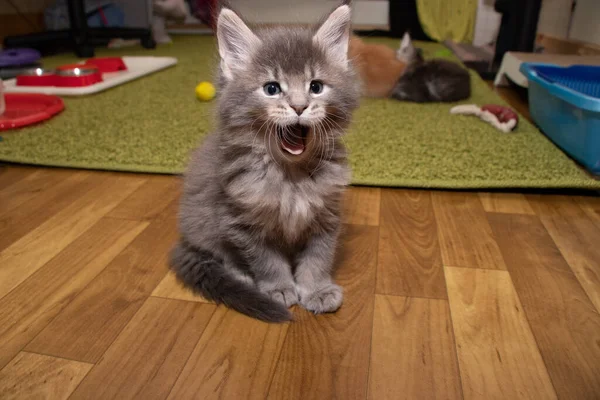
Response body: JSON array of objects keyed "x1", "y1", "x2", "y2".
[
  {"x1": 252, "y1": 116, "x2": 271, "y2": 151},
  {"x1": 266, "y1": 121, "x2": 284, "y2": 169},
  {"x1": 321, "y1": 119, "x2": 336, "y2": 160},
  {"x1": 249, "y1": 114, "x2": 264, "y2": 130},
  {"x1": 307, "y1": 123, "x2": 322, "y2": 170},
  {"x1": 313, "y1": 121, "x2": 330, "y2": 175},
  {"x1": 324, "y1": 116, "x2": 346, "y2": 134},
  {"x1": 310, "y1": 123, "x2": 323, "y2": 174},
  {"x1": 327, "y1": 112, "x2": 351, "y2": 124},
  {"x1": 316, "y1": 122, "x2": 329, "y2": 171}
]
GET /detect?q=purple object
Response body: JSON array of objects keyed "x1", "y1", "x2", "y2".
[{"x1": 0, "y1": 48, "x2": 41, "y2": 68}]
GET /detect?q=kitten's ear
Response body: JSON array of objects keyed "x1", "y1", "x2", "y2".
[
  {"x1": 397, "y1": 32, "x2": 418, "y2": 63},
  {"x1": 313, "y1": 5, "x2": 351, "y2": 69},
  {"x1": 399, "y1": 32, "x2": 412, "y2": 52},
  {"x1": 217, "y1": 8, "x2": 260, "y2": 80}
]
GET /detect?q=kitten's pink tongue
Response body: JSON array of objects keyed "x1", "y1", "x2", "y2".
[{"x1": 282, "y1": 136, "x2": 305, "y2": 155}]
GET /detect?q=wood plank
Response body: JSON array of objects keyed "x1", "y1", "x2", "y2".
[
  {"x1": 529, "y1": 193, "x2": 600, "y2": 228},
  {"x1": 575, "y1": 195, "x2": 600, "y2": 225},
  {"x1": 167, "y1": 307, "x2": 288, "y2": 400},
  {"x1": 377, "y1": 190, "x2": 446, "y2": 298},
  {"x1": 445, "y1": 267, "x2": 557, "y2": 400},
  {"x1": 0, "y1": 174, "x2": 145, "y2": 298},
  {"x1": 536, "y1": 209, "x2": 600, "y2": 312},
  {"x1": 526, "y1": 194, "x2": 588, "y2": 218},
  {"x1": 71, "y1": 297, "x2": 215, "y2": 400},
  {"x1": 268, "y1": 224, "x2": 379, "y2": 400},
  {"x1": 478, "y1": 192, "x2": 535, "y2": 215},
  {"x1": 343, "y1": 186, "x2": 381, "y2": 226},
  {"x1": 108, "y1": 175, "x2": 181, "y2": 220},
  {"x1": 26, "y1": 213, "x2": 178, "y2": 363},
  {"x1": 0, "y1": 352, "x2": 92, "y2": 400},
  {"x1": 155, "y1": 195, "x2": 179, "y2": 221},
  {"x1": 0, "y1": 165, "x2": 36, "y2": 190},
  {"x1": 0, "y1": 168, "x2": 79, "y2": 218},
  {"x1": 151, "y1": 271, "x2": 209, "y2": 303},
  {"x1": 0, "y1": 170, "x2": 93, "y2": 252},
  {"x1": 369, "y1": 295, "x2": 462, "y2": 400},
  {"x1": 432, "y1": 191, "x2": 506, "y2": 270},
  {"x1": 0, "y1": 218, "x2": 148, "y2": 370},
  {"x1": 488, "y1": 213, "x2": 600, "y2": 399}
]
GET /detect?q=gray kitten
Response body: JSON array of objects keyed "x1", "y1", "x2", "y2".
[
  {"x1": 394, "y1": 32, "x2": 471, "y2": 103},
  {"x1": 170, "y1": 4, "x2": 360, "y2": 322}
]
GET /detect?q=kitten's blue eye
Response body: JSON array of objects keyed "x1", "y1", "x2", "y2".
[
  {"x1": 310, "y1": 80, "x2": 324, "y2": 94},
  {"x1": 263, "y1": 82, "x2": 281, "y2": 96}
]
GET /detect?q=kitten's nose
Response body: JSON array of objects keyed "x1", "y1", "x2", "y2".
[{"x1": 292, "y1": 104, "x2": 308, "y2": 115}]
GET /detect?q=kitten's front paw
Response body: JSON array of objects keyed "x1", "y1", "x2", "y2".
[
  {"x1": 298, "y1": 283, "x2": 343, "y2": 314},
  {"x1": 265, "y1": 286, "x2": 298, "y2": 308}
]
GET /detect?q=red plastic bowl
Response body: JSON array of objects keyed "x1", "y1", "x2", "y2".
[
  {"x1": 84, "y1": 57, "x2": 127, "y2": 73},
  {"x1": 0, "y1": 93, "x2": 65, "y2": 131},
  {"x1": 16, "y1": 66, "x2": 103, "y2": 88}
]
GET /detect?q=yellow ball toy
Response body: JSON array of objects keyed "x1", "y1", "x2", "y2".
[{"x1": 195, "y1": 81, "x2": 216, "y2": 101}]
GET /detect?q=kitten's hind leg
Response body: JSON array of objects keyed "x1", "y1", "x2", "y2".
[
  {"x1": 170, "y1": 239, "x2": 292, "y2": 322},
  {"x1": 246, "y1": 246, "x2": 299, "y2": 308},
  {"x1": 294, "y1": 229, "x2": 343, "y2": 314},
  {"x1": 225, "y1": 222, "x2": 298, "y2": 308}
]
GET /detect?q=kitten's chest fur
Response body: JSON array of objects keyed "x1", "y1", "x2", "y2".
[{"x1": 224, "y1": 155, "x2": 349, "y2": 243}]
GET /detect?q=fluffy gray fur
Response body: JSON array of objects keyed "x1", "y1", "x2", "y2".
[
  {"x1": 170, "y1": 4, "x2": 360, "y2": 322},
  {"x1": 393, "y1": 32, "x2": 471, "y2": 103}
]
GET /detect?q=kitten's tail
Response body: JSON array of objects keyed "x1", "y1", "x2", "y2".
[{"x1": 169, "y1": 239, "x2": 292, "y2": 323}]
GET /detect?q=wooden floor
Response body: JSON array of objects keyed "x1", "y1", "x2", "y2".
[
  {"x1": 1, "y1": 86, "x2": 600, "y2": 399},
  {"x1": 0, "y1": 166, "x2": 599, "y2": 400}
]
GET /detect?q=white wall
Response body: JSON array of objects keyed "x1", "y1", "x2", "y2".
[
  {"x1": 536, "y1": 0, "x2": 574, "y2": 39},
  {"x1": 228, "y1": 0, "x2": 388, "y2": 28},
  {"x1": 569, "y1": 0, "x2": 600, "y2": 46}
]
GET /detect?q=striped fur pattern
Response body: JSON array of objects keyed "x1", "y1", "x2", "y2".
[{"x1": 170, "y1": 4, "x2": 360, "y2": 322}]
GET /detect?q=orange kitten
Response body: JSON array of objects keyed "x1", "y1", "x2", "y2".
[{"x1": 348, "y1": 35, "x2": 407, "y2": 98}]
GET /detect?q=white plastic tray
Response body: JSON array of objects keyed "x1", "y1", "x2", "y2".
[{"x1": 3, "y1": 56, "x2": 177, "y2": 96}]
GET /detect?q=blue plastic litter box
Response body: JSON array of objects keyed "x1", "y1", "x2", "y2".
[{"x1": 520, "y1": 63, "x2": 600, "y2": 174}]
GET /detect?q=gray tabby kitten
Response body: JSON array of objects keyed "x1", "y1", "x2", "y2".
[{"x1": 170, "y1": 4, "x2": 360, "y2": 322}]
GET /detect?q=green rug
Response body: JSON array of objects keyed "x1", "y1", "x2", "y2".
[{"x1": 1, "y1": 36, "x2": 598, "y2": 189}]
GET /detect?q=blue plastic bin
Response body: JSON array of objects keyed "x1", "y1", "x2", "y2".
[{"x1": 520, "y1": 63, "x2": 600, "y2": 174}]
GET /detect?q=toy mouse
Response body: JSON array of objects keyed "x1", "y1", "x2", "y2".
[{"x1": 450, "y1": 104, "x2": 519, "y2": 133}]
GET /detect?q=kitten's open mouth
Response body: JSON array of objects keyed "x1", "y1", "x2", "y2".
[{"x1": 277, "y1": 125, "x2": 309, "y2": 156}]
